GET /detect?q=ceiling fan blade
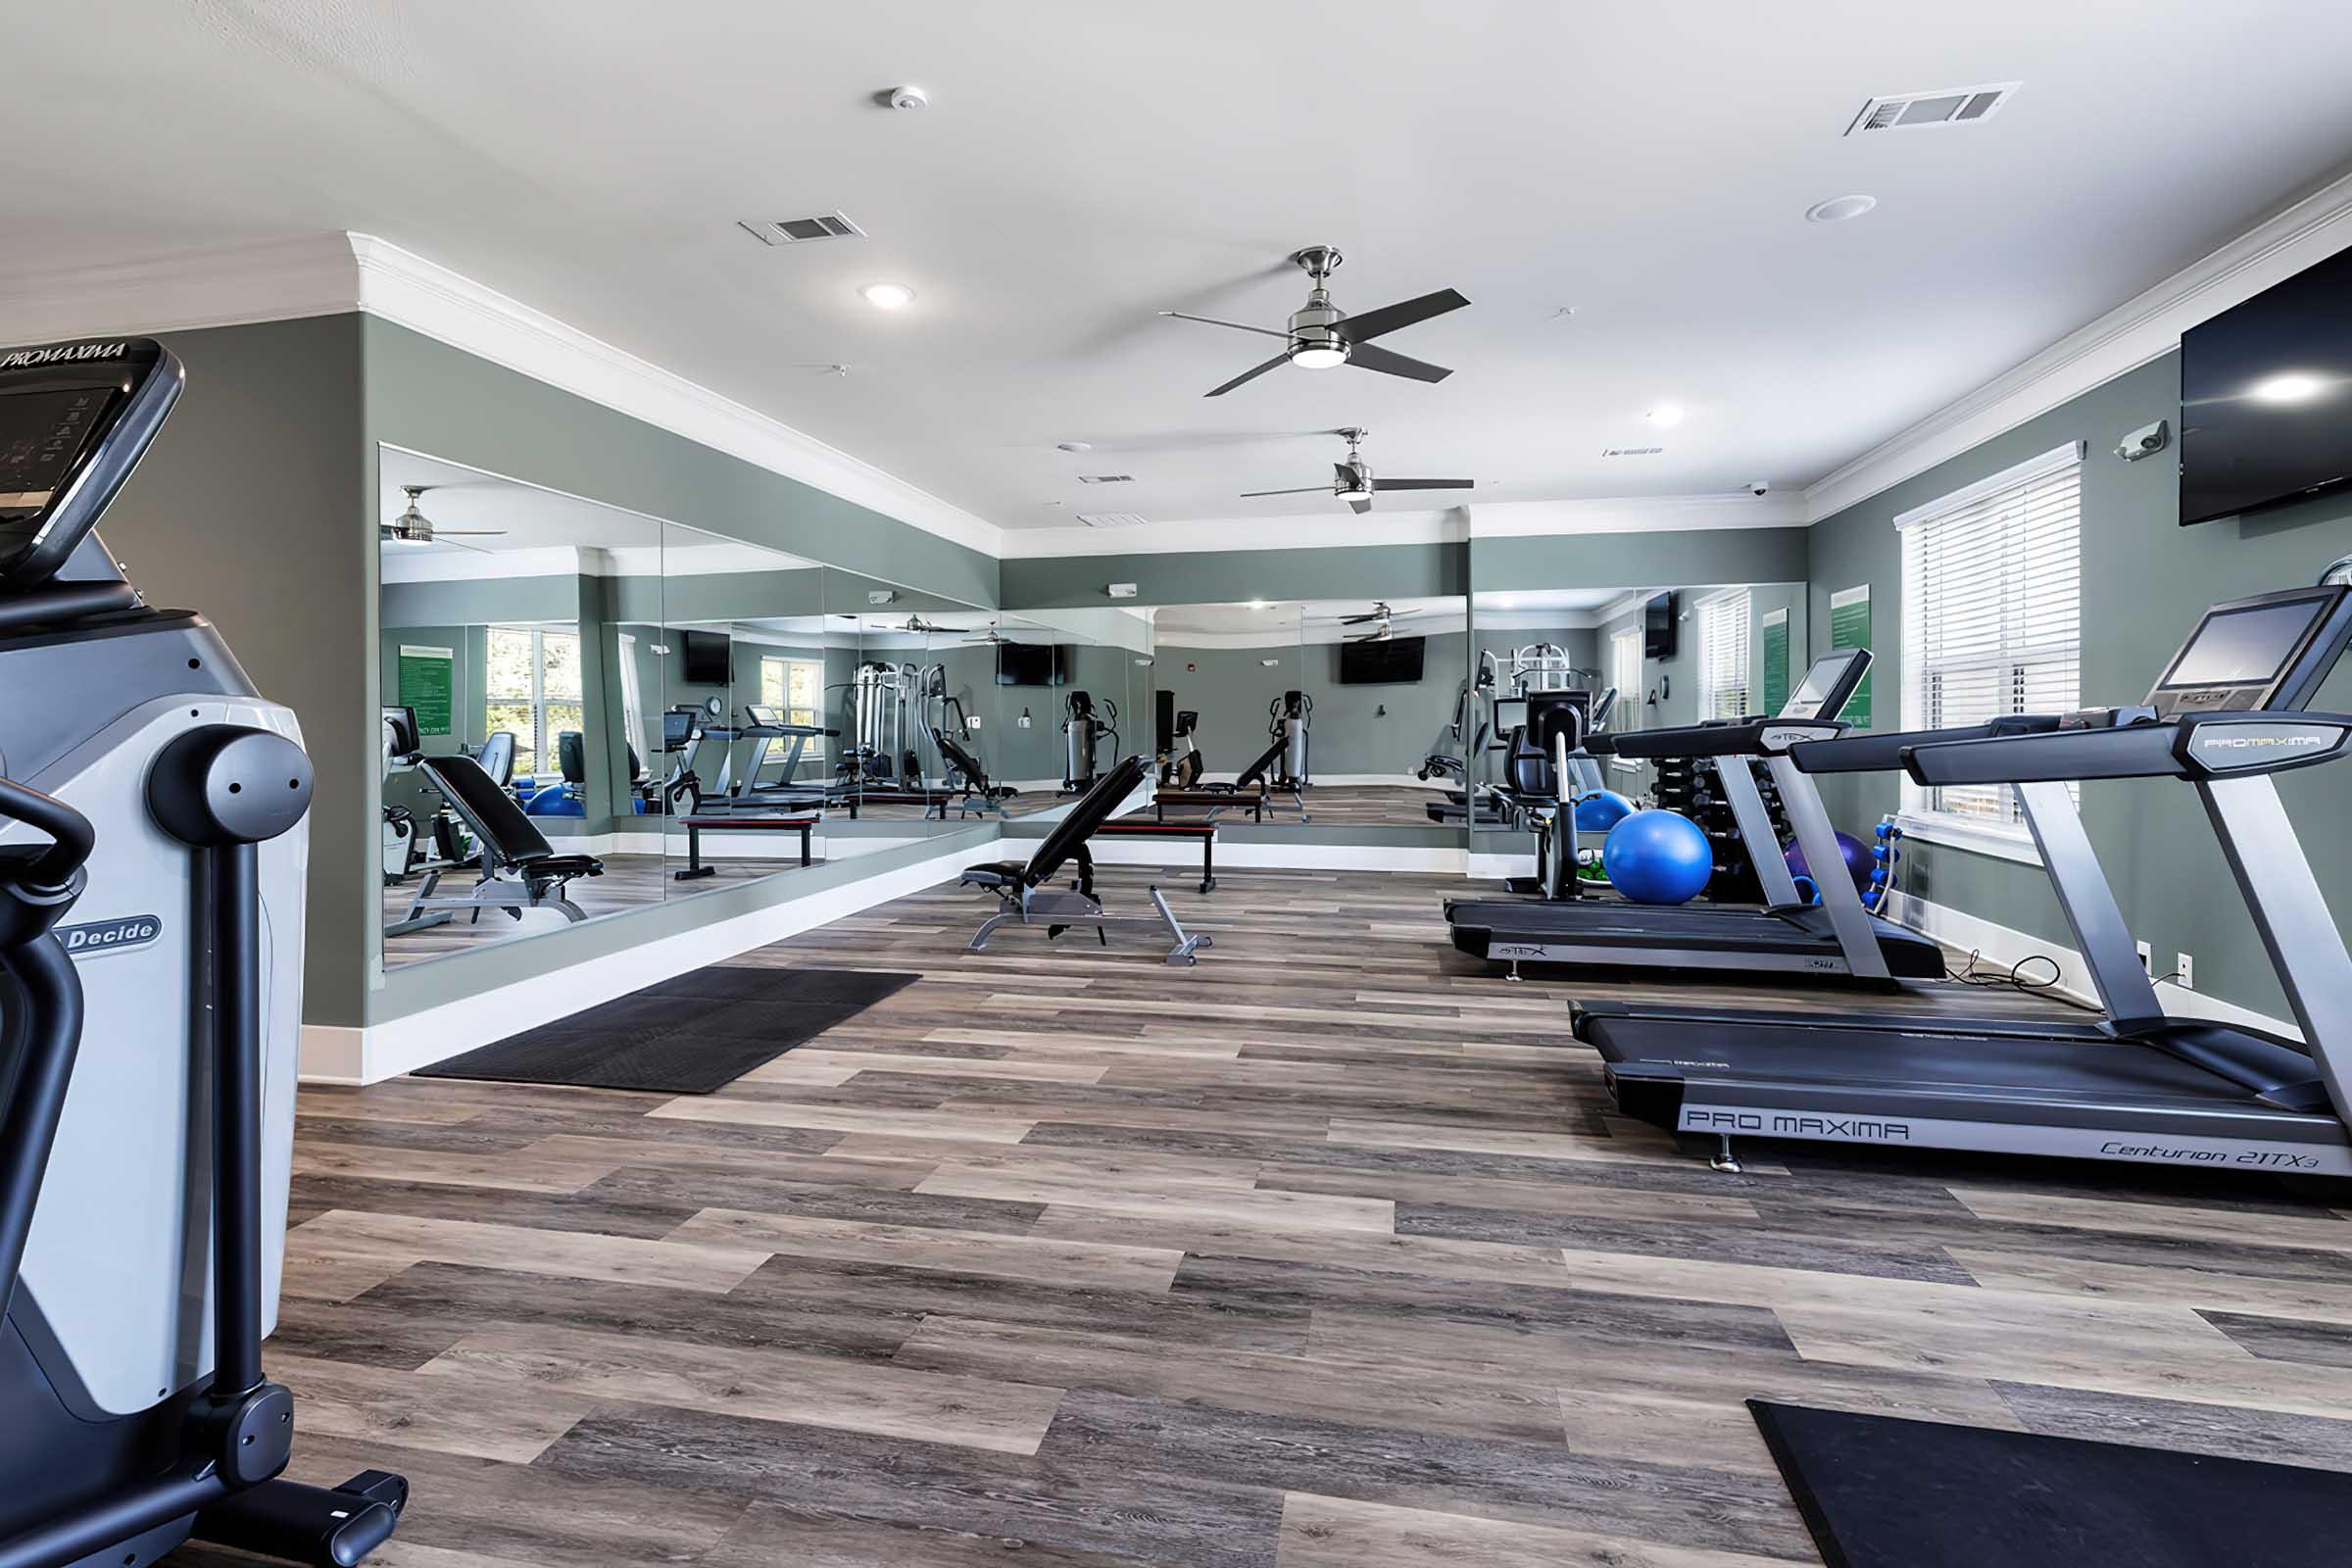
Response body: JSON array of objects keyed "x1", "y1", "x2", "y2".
[
  {"x1": 433, "y1": 528, "x2": 511, "y2": 536},
  {"x1": 1159, "y1": 311, "x2": 1292, "y2": 342},
  {"x1": 1349, "y1": 343, "x2": 1451, "y2": 384},
  {"x1": 1348, "y1": 496, "x2": 1373, "y2": 515},
  {"x1": 1239, "y1": 486, "x2": 1333, "y2": 498},
  {"x1": 1338, "y1": 288, "x2": 1469, "y2": 344},
  {"x1": 1372, "y1": 478, "x2": 1475, "y2": 491},
  {"x1": 1205, "y1": 352, "x2": 1292, "y2": 398}
]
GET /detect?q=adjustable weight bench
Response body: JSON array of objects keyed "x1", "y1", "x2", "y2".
[
  {"x1": 959, "y1": 754, "x2": 1210, "y2": 965},
  {"x1": 1149, "y1": 734, "x2": 1305, "y2": 822},
  {"x1": 1097, "y1": 819, "x2": 1219, "y2": 894},
  {"x1": 387, "y1": 753, "x2": 606, "y2": 934}
]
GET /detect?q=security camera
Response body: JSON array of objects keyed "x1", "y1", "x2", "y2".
[{"x1": 1745, "y1": 481, "x2": 1770, "y2": 497}]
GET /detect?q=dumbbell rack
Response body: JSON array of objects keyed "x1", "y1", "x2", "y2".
[{"x1": 1652, "y1": 756, "x2": 1789, "y2": 903}]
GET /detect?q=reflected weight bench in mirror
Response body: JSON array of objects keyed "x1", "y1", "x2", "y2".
[
  {"x1": 673, "y1": 814, "x2": 816, "y2": 881},
  {"x1": 386, "y1": 754, "x2": 606, "y2": 935},
  {"x1": 1147, "y1": 734, "x2": 1304, "y2": 822},
  {"x1": 960, "y1": 755, "x2": 1210, "y2": 965}
]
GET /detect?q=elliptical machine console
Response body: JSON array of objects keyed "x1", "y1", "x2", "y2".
[{"x1": 0, "y1": 339, "x2": 406, "y2": 1568}]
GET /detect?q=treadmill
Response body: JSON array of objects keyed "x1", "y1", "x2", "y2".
[
  {"x1": 1446, "y1": 648, "x2": 1943, "y2": 983},
  {"x1": 1578, "y1": 584, "x2": 2352, "y2": 1176}
]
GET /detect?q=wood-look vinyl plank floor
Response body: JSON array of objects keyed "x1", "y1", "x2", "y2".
[{"x1": 244, "y1": 866, "x2": 2352, "y2": 1568}]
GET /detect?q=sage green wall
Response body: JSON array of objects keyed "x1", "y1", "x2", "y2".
[
  {"x1": 1807, "y1": 349, "x2": 2352, "y2": 1020},
  {"x1": 1002, "y1": 541, "x2": 1465, "y2": 609},
  {"x1": 95, "y1": 316, "x2": 372, "y2": 1026}
]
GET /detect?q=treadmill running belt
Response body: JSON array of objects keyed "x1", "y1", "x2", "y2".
[{"x1": 1749, "y1": 1400, "x2": 2352, "y2": 1568}]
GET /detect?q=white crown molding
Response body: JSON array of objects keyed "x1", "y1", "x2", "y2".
[
  {"x1": 1804, "y1": 165, "x2": 2352, "y2": 521},
  {"x1": 343, "y1": 235, "x2": 1004, "y2": 558},
  {"x1": 0, "y1": 231, "x2": 1004, "y2": 561},
  {"x1": 378, "y1": 543, "x2": 590, "y2": 583},
  {"x1": 997, "y1": 507, "x2": 1472, "y2": 560}
]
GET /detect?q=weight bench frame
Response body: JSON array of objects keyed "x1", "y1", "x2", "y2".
[
  {"x1": 1096, "y1": 820, "x2": 1219, "y2": 894},
  {"x1": 673, "y1": 814, "x2": 816, "y2": 881}
]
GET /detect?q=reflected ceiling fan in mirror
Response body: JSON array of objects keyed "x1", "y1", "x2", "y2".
[
  {"x1": 1338, "y1": 601, "x2": 1427, "y2": 642},
  {"x1": 1241, "y1": 428, "x2": 1474, "y2": 514},
  {"x1": 1161, "y1": 246, "x2": 1470, "y2": 397},
  {"x1": 378, "y1": 485, "x2": 508, "y2": 552}
]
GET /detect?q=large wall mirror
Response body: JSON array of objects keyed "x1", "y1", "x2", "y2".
[
  {"x1": 1143, "y1": 596, "x2": 1470, "y2": 834},
  {"x1": 377, "y1": 449, "x2": 662, "y2": 969}
]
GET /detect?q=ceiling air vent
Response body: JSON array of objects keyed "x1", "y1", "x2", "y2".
[
  {"x1": 739, "y1": 212, "x2": 866, "y2": 245},
  {"x1": 1846, "y1": 82, "x2": 2020, "y2": 135},
  {"x1": 1601, "y1": 446, "x2": 1664, "y2": 458},
  {"x1": 1078, "y1": 513, "x2": 1150, "y2": 529},
  {"x1": 1075, "y1": 474, "x2": 1135, "y2": 484}
]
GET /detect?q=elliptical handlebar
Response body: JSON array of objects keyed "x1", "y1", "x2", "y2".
[{"x1": 0, "y1": 777, "x2": 95, "y2": 891}]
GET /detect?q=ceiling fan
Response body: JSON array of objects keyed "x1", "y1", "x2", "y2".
[
  {"x1": 1337, "y1": 601, "x2": 1428, "y2": 642},
  {"x1": 1162, "y1": 246, "x2": 1469, "y2": 398},
  {"x1": 379, "y1": 485, "x2": 507, "y2": 551},
  {"x1": 1241, "y1": 428, "x2": 1474, "y2": 515}
]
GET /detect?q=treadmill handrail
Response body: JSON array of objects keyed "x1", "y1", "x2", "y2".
[
  {"x1": 1900, "y1": 710, "x2": 2352, "y2": 786},
  {"x1": 1788, "y1": 713, "x2": 2064, "y2": 774},
  {"x1": 1607, "y1": 715, "x2": 1847, "y2": 760}
]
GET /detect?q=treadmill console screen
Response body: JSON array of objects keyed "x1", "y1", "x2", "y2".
[
  {"x1": 2148, "y1": 586, "x2": 2350, "y2": 715},
  {"x1": 1780, "y1": 647, "x2": 1868, "y2": 720},
  {"x1": 0, "y1": 383, "x2": 120, "y2": 544},
  {"x1": 743, "y1": 705, "x2": 781, "y2": 725},
  {"x1": 1491, "y1": 698, "x2": 1528, "y2": 748}
]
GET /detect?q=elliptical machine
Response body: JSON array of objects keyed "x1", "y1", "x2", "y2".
[
  {"x1": 1061, "y1": 690, "x2": 1120, "y2": 793},
  {"x1": 0, "y1": 338, "x2": 406, "y2": 1568}
]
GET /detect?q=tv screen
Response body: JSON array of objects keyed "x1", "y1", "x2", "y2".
[
  {"x1": 1643, "y1": 591, "x2": 1679, "y2": 659},
  {"x1": 996, "y1": 642, "x2": 1067, "y2": 686},
  {"x1": 2180, "y1": 244, "x2": 2352, "y2": 526},
  {"x1": 1339, "y1": 635, "x2": 1426, "y2": 684},
  {"x1": 678, "y1": 629, "x2": 731, "y2": 685}
]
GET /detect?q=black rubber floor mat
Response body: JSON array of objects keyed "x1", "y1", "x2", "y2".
[
  {"x1": 413, "y1": 966, "x2": 919, "y2": 1093},
  {"x1": 1749, "y1": 1399, "x2": 2352, "y2": 1567}
]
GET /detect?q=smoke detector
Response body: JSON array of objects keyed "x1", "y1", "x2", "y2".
[
  {"x1": 1845, "y1": 83, "x2": 2020, "y2": 135},
  {"x1": 740, "y1": 212, "x2": 866, "y2": 245}
]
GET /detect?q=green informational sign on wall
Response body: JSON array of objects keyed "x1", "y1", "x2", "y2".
[
  {"x1": 397, "y1": 644, "x2": 455, "y2": 738},
  {"x1": 1829, "y1": 585, "x2": 1872, "y2": 729},
  {"x1": 1761, "y1": 608, "x2": 1789, "y2": 716}
]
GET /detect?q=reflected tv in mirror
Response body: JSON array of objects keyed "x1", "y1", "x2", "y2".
[
  {"x1": 2180, "y1": 244, "x2": 2352, "y2": 526},
  {"x1": 1338, "y1": 635, "x2": 1426, "y2": 684},
  {"x1": 997, "y1": 643, "x2": 1068, "y2": 686},
  {"x1": 1643, "y1": 591, "x2": 1679, "y2": 659},
  {"x1": 678, "y1": 629, "x2": 731, "y2": 684}
]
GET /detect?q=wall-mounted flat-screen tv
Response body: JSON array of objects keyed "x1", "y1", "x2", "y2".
[
  {"x1": 2180, "y1": 244, "x2": 2352, "y2": 526},
  {"x1": 1338, "y1": 634, "x2": 1426, "y2": 684},
  {"x1": 678, "y1": 629, "x2": 731, "y2": 685},
  {"x1": 996, "y1": 642, "x2": 1069, "y2": 686},
  {"x1": 1643, "y1": 591, "x2": 1680, "y2": 659}
]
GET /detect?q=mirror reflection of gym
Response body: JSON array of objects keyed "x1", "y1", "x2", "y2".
[
  {"x1": 1146, "y1": 597, "x2": 1466, "y2": 829},
  {"x1": 377, "y1": 451, "x2": 661, "y2": 968}
]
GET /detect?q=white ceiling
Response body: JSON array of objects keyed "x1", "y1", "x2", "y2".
[{"x1": 17, "y1": 3, "x2": 2352, "y2": 536}]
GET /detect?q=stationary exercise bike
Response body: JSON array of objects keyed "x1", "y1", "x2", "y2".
[{"x1": 0, "y1": 337, "x2": 406, "y2": 1568}]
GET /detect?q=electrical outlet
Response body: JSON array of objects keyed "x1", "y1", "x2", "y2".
[
  {"x1": 2135, "y1": 940, "x2": 2152, "y2": 975},
  {"x1": 2176, "y1": 953, "x2": 2194, "y2": 991}
]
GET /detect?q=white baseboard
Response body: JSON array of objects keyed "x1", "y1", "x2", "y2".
[
  {"x1": 298, "y1": 1024, "x2": 368, "y2": 1085},
  {"x1": 1466, "y1": 852, "x2": 1536, "y2": 882},
  {"x1": 1882, "y1": 889, "x2": 2302, "y2": 1041},
  {"x1": 1310, "y1": 774, "x2": 1446, "y2": 789},
  {"x1": 323, "y1": 839, "x2": 995, "y2": 1084}
]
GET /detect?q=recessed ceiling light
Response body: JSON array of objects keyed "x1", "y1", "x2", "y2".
[
  {"x1": 859, "y1": 281, "x2": 915, "y2": 310},
  {"x1": 1806, "y1": 194, "x2": 1878, "y2": 223},
  {"x1": 1055, "y1": 441, "x2": 1093, "y2": 453},
  {"x1": 2251, "y1": 372, "x2": 2326, "y2": 405},
  {"x1": 1247, "y1": 599, "x2": 1272, "y2": 610},
  {"x1": 1644, "y1": 404, "x2": 1686, "y2": 428}
]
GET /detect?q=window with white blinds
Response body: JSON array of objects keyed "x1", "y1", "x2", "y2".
[
  {"x1": 1898, "y1": 441, "x2": 2082, "y2": 838},
  {"x1": 1609, "y1": 627, "x2": 1642, "y2": 747},
  {"x1": 1697, "y1": 590, "x2": 1752, "y2": 720}
]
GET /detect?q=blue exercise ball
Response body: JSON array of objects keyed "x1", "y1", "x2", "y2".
[
  {"x1": 1785, "y1": 831, "x2": 1872, "y2": 897},
  {"x1": 1573, "y1": 789, "x2": 1635, "y2": 834},
  {"x1": 1603, "y1": 808, "x2": 1714, "y2": 905}
]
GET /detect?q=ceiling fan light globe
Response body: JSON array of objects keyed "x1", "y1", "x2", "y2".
[{"x1": 1291, "y1": 344, "x2": 1348, "y2": 370}]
